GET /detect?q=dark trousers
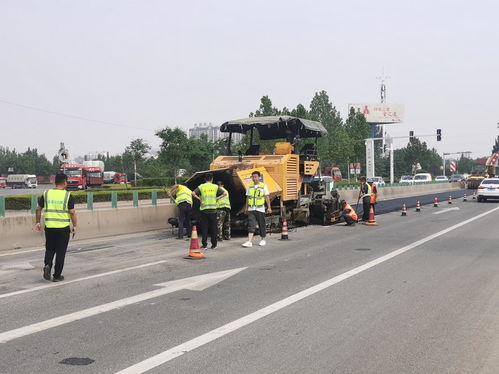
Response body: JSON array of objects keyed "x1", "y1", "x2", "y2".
[
  {"x1": 341, "y1": 213, "x2": 357, "y2": 225},
  {"x1": 177, "y1": 202, "x2": 192, "y2": 238},
  {"x1": 200, "y1": 211, "x2": 218, "y2": 247},
  {"x1": 248, "y1": 210, "x2": 266, "y2": 238},
  {"x1": 44, "y1": 227, "x2": 70, "y2": 277},
  {"x1": 362, "y1": 196, "x2": 371, "y2": 221}
]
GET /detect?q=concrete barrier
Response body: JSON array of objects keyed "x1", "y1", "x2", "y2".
[
  {"x1": 338, "y1": 182, "x2": 463, "y2": 205},
  {"x1": 0, "y1": 204, "x2": 177, "y2": 252}
]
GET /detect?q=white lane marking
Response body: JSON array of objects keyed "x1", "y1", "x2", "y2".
[
  {"x1": 433, "y1": 207, "x2": 461, "y2": 215},
  {"x1": 115, "y1": 205, "x2": 499, "y2": 374},
  {"x1": 0, "y1": 230, "x2": 166, "y2": 257},
  {"x1": 0, "y1": 260, "x2": 167, "y2": 300},
  {"x1": 0, "y1": 267, "x2": 246, "y2": 343}
]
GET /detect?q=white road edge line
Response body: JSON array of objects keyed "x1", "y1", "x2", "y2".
[
  {"x1": 433, "y1": 207, "x2": 460, "y2": 215},
  {"x1": 0, "y1": 260, "x2": 167, "y2": 300},
  {"x1": 115, "y1": 205, "x2": 499, "y2": 374}
]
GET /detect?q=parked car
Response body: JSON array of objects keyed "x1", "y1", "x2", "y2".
[
  {"x1": 413, "y1": 173, "x2": 432, "y2": 183},
  {"x1": 449, "y1": 174, "x2": 465, "y2": 183},
  {"x1": 399, "y1": 175, "x2": 414, "y2": 185},
  {"x1": 435, "y1": 175, "x2": 449, "y2": 182},
  {"x1": 369, "y1": 176, "x2": 385, "y2": 186},
  {"x1": 477, "y1": 178, "x2": 499, "y2": 202}
]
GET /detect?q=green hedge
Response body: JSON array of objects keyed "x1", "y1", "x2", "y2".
[{"x1": 5, "y1": 189, "x2": 169, "y2": 210}]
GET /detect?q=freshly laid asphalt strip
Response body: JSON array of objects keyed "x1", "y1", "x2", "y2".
[{"x1": 365, "y1": 188, "x2": 475, "y2": 215}]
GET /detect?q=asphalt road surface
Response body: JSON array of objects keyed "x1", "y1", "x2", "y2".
[{"x1": 1, "y1": 198, "x2": 499, "y2": 373}]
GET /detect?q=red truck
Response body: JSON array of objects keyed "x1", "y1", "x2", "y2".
[
  {"x1": 113, "y1": 173, "x2": 128, "y2": 184},
  {"x1": 323, "y1": 167, "x2": 343, "y2": 182},
  {"x1": 60, "y1": 164, "x2": 104, "y2": 190},
  {"x1": 0, "y1": 177, "x2": 6, "y2": 188}
]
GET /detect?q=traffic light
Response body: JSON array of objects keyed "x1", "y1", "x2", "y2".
[
  {"x1": 409, "y1": 131, "x2": 414, "y2": 143},
  {"x1": 437, "y1": 129, "x2": 442, "y2": 141},
  {"x1": 383, "y1": 144, "x2": 387, "y2": 153}
]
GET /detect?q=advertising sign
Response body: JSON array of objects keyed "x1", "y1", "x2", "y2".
[
  {"x1": 349, "y1": 162, "x2": 361, "y2": 175},
  {"x1": 349, "y1": 103, "x2": 404, "y2": 124}
]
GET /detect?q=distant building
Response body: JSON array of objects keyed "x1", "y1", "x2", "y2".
[{"x1": 188, "y1": 123, "x2": 242, "y2": 143}]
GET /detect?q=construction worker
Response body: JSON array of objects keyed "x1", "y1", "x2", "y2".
[
  {"x1": 192, "y1": 173, "x2": 226, "y2": 250},
  {"x1": 216, "y1": 181, "x2": 231, "y2": 241},
  {"x1": 34, "y1": 173, "x2": 77, "y2": 282},
  {"x1": 340, "y1": 200, "x2": 358, "y2": 226},
  {"x1": 358, "y1": 176, "x2": 372, "y2": 222},
  {"x1": 367, "y1": 178, "x2": 378, "y2": 214},
  {"x1": 171, "y1": 184, "x2": 192, "y2": 240},
  {"x1": 242, "y1": 170, "x2": 272, "y2": 247}
]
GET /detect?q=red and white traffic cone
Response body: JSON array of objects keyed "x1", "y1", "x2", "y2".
[
  {"x1": 364, "y1": 205, "x2": 378, "y2": 226},
  {"x1": 472, "y1": 191, "x2": 477, "y2": 200},
  {"x1": 463, "y1": 193, "x2": 467, "y2": 202},
  {"x1": 280, "y1": 218, "x2": 289, "y2": 240},
  {"x1": 401, "y1": 203, "x2": 407, "y2": 216},
  {"x1": 433, "y1": 197, "x2": 439, "y2": 207},
  {"x1": 415, "y1": 200, "x2": 421, "y2": 212},
  {"x1": 184, "y1": 226, "x2": 205, "y2": 260},
  {"x1": 448, "y1": 196, "x2": 453, "y2": 204}
]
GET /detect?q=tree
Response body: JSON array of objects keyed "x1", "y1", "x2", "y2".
[
  {"x1": 309, "y1": 91, "x2": 353, "y2": 174},
  {"x1": 345, "y1": 107, "x2": 370, "y2": 173},
  {"x1": 156, "y1": 127, "x2": 189, "y2": 183},
  {"x1": 125, "y1": 138, "x2": 151, "y2": 185},
  {"x1": 251, "y1": 95, "x2": 281, "y2": 117},
  {"x1": 457, "y1": 154, "x2": 474, "y2": 174}
]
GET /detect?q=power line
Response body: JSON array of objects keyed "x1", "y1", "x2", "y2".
[{"x1": 0, "y1": 98, "x2": 157, "y2": 132}]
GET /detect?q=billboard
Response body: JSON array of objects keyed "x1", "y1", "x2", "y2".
[
  {"x1": 349, "y1": 162, "x2": 361, "y2": 175},
  {"x1": 349, "y1": 103, "x2": 404, "y2": 124}
]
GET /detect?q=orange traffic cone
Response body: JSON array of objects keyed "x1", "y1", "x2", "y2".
[
  {"x1": 280, "y1": 218, "x2": 289, "y2": 240},
  {"x1": 401, "y1": 203, "x2": 407, "y2": 216},
  {"x1": 448, "y1": 195, "x2": 453, "y2": 204},
  {"x1": 463, "y1": 194, "x2": 467, "y2": 202},
  {"x1": 364, "y1": 205, "x2": 378, "y2": 226},
  {"x1": 433, "y1": 197, "x2": 439, "y2": 207},
  {"x1": 415, "y1": 200, "x2": 421, "y2": 212},
  {"x1": 184, "y1": 226, "x2": 205, "y2": 260},
  {"x1": 472, "y1": 191, "x2": 477, "y2": 200}
]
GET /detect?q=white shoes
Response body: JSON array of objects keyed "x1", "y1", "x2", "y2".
[
  {"x1": 242, "y1": 241, "x2": 253, "y2": 248},
  {"x1": 259, "y1": 239, "x2": 266, "y2": 246}
]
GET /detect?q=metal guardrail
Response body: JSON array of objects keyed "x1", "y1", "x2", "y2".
[{"x1": 0, "y1": 190, "x2": 162, "y2": 217}]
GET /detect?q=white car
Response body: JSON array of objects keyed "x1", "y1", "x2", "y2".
[
  {"x1": 413, "y1": 173, "x2": 432, "y2": 184},
  {"x1": 435, "y1": 175, "x2": 449, "y2": 182},
  {"x1": 399, "y1": 175, "x2": 414, "y2": 185},
  {"x1": 369, "y1": 176, "x2": 385, "y2": 186},
  {"x1": 477, "y1": 178, "x2": 499, "y2": 202}
]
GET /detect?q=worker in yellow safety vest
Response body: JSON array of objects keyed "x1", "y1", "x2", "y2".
[
  {"x1": 192, "y1": 173, "x2": 226, "y2": 250},
  {"x1": 34, "y1": 173, "x2": 77, "y2": 282},
  {"x1": 216, "y1": 181, "x2": 231, "y2": 241},
  {"x1": 242, "y1": 170, "x2": 272, "y2": 248},
  {"x1": 171, "y1": 184, "x2": 193, "y2": 239},
  {"x1": 358, "y1": 177, "x2": 372, "y2": 222}
]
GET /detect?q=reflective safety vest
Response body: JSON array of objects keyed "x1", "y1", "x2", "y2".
[
  {"x1": 343, "y1": 203, "x2": 358, "y2": 221},
  {"x1": 175, "y1": 185, "x2": 192, "y2": 206},
  {"x1": 361, "y1": 182, "x2": 372, "y2": 198},
  {"x1": 247, "y1": 182, "x2": 266, "y2": 208},
  {"x1": 44, "y1": 189, "x2": 71, "y2": 228},
  {"x1": 217, "y1": 187, "x2": 231, "y2": 209},
  {"x1": 198, "y1": 182, "x2": 218, "y2": 210},
  {"x1": 370, "y1": 184, "x2": 377, "y2": 204}
]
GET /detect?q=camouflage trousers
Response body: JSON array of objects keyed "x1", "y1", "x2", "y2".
[{"x1": 216, "y1": 209, "x2": 231, "y2": 240}]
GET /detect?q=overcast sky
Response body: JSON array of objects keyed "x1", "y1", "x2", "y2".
[{"x1": 1, "y1": 0, "x2": 498, "y2": 160}]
